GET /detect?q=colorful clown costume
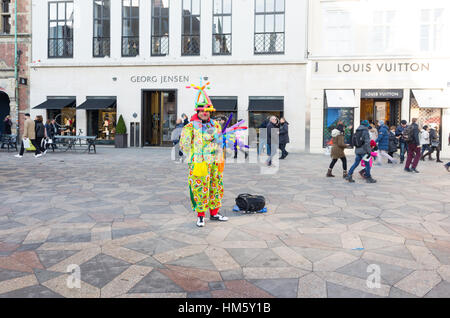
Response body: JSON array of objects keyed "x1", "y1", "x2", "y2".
[
  {"x1": 181, "y1": 115, "x2": 224, "y2": 217},
  {"x1": 180, "y1": 81, "x2": 228, "y2": 227}
]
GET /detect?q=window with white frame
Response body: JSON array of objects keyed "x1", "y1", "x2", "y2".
[
  {"x1": 48, "y1": 1, "x2": 74, "y2": 58},
  {"x1": 323, "y1": 9, "x2": 352, "y2": 55},
  {"x1": 182, "y1": 0, "x2": 200, "y2": 56},
  {"x1": 212, "y1": 0, "x2": 232, "y2": 55},
  {"x1": 370, "y1": 10, "x2": 396, "y2": 52},
  {"x1": 420, "y1": 8, "x2": 446, "y2": 52},
  {"x1": 151, "y1": 0, "x2": 169, "y2": 56},
  {"x1": 254, "y1": 0, "x2": 285, "y2": 54},
  {"x1": 122, "y1": 0, "x2": 139, "y2": 57}
]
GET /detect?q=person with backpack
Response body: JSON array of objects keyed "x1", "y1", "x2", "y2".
[
  {"x1": 345, "y1": 120, "x2": 376, "y2": 183},
  {"x1": 422, "y1": 123, "x2": 443, "y2": 163},
  {"x1": 327, "y1": 124, "x2": 349, "y2": 178},
  {"x1": 404, "y1": 118, "x2": 421, "y2": 173},
  {"x1": 396, "y1": 120, "x2": 408, "y2": 164}
]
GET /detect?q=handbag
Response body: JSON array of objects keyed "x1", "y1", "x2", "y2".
[
  {"x1": 431, "y1": 141, "x2": 439, "y2": 148},
  {"x1": 235, "y1": 194, "x2": 266, "y2": 213}
]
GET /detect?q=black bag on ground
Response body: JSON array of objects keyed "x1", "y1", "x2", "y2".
[{"x1": 235, "y1": 194, "x2": 266, "y2": 213}]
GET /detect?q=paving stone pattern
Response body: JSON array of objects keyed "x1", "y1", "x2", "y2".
[{"x1": 0, "y1": 148, "x2": 450, "y2": 298}]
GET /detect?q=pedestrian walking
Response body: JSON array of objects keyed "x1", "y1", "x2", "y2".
[
  {"x1": 327, "y1": 124, "x2": 349, "y2": 178},
  {"x1": 376, "y1": 120, "x2": 397, "y2": 165},
  {"x1": 396, "y1": 120, "x2": 408, "y2": 164},
  {"x1": 388, "y1": 126, "x2": 398, "y2": 163},
  {"x1": 3, "y1": 115, "x2": 12, "y2": 135},
  {"x1": 345, "y1": 120, "x2": 377, "y2": 183},
  {"x1": 404, "y1": 118, "x2": 421, "y2": 173},
  {"x1": 278, "y1": 117, "x2": 289, "y2": 160},
  {"x1": 266, "y1": 116, "x2": 279, "y2": 166},
  {"x1": 422, "y1": 123, "x2": 443, "y2": 163},
  {"x1": 419, "y1": 125, "x2": 430, "y2": 161},
  {"x1": 258, "y1": 116, "x2": 270, "y2": 156},
  {"x1": 15, "y1": 113, "x2": 42, "y2": 158},
  {"x1": 358, "y1": 140, "x2": 378, "y2": 179},
  {"x1": 35, "y1": 115, "x2": 46, "y2": 154},
  {"x1": 171, "y1": 119, "x2": 185, "y2": 163}
]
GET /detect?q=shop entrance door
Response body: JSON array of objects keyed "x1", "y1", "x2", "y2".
[
  {"x1": 142, "y1": 90, "x2": 177, "y2": 147},
  {"x1": 360, "y1": 99, "x2": 401, "y2": 127}
]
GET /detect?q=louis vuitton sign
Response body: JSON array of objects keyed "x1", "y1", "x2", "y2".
[
  {"x1": 337, "y1": 62, "x2": 431, "y2": 73},
  {"x1": 361, "y1": 89, "x2": 404, "y2": 99}
]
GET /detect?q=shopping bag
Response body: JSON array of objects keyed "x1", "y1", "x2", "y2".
[
  {"x1": 193, "y1": 162, "x2": 208, "y2": 177},
  {"x1": 26, "y1": 142, "x2": 36, "y2": 151},
  {"x1": 23, "y1": 138, "x2": 30, "y2": 149}
]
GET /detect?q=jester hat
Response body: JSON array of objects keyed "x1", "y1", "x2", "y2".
[{"x1": 186, "y1": 82, "x2": 216, "y2": 112}]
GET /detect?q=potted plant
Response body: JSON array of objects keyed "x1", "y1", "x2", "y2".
[{"x1": 115, "y1": 115, "x2": 128, "y2": 148}]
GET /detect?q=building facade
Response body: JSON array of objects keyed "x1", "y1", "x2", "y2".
[
  {"x1": 30, "y1": 0, "x2": 308, "y2": 150},
  {"x1": 307, "y1": 0, "x2": 450, "y2": 157},
  {"x1": 0, "y1": 0, "x2": 32, "y2": 136}
]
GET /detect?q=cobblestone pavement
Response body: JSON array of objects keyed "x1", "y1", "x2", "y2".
[{"x1": 0, "y1": 147, "x2": 450, "y2": 298}]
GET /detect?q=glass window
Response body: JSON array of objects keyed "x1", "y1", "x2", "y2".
[
  {"x1": 122, "y1": 0, "x2": 139, "y2": 57},
  {"x1": 212, "y1": 0, "x2": 232, "y2": 55},
  {"x1": 93, "y1": 0, "x2": 110, "y2": 57},
  {"x1": 369, "y1": 10, "x2": 396, "y2": 52},
  {"x1": 48, "y1": 1, "x2": 74, "y2": 58},
  {"x1": 420, "y1": 8, "x2": 447, "y2": 52},
  {"x1": 323, "y1": 107, "x2": 354, "y2": 148},
  {"x1": 182, "y1": 0, "x2": 200, "y2": 56},
  {"x1": 151, "y1": 0, "x2": 169, "y2": 56},
  {"x1": 323, "y1": 9, "x2": 352, "y2": 55},
  {"x1": 254, "y1": 0, "x2": 285, "y2": 54}
]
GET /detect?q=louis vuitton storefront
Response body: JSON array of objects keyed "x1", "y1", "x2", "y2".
[{"x1": 309, "y1": 58, "x2": 450, "y2": 158}]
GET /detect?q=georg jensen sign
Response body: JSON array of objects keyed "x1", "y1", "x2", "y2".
[{"x1": 131, "y1": 75, "x2": 190, "y2": 84}]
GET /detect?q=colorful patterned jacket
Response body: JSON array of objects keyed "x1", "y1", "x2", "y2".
[{"x1": 180, "y1": 114, "x2": 223, "y2": 164}]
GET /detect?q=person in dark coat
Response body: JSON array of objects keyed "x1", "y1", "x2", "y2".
[
  {"x1": 346, "y1": 120, "x2": 376, "y2": 183},
  {"x1": 35, "y1": 115, "x2": 46, "y2": 154},
  {"x1": 266, "y1": 116, "x2": 279, "y2": 166},
  {"x1": 44, "y1": 119, "x2": 57, "y2": 151},
  {"x1": 278, "y1": 117, "x2": 289, "y2": 160},
  {"x1": 327, "y1": 124, "x2": 349, "y2": 178},
  {"x1": 376, "y1": 120, "x2": 396, "y2": 164},
  {"x1": 396, "y1": 120, "x2": 408, "y2": 163},
  {"x1": 404, "y1": 118, "x2": 421, "y2": 173},
  {"x1": 388, "y1": 126, "x2": 398, "y2": 163},
  {"x1": 3, "y1": 115, "x2": 12, "y2": 135}
]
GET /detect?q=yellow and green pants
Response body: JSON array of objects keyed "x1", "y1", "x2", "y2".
[{"x1": 188, "y1": 163, "x2": 224, "y2": 217}]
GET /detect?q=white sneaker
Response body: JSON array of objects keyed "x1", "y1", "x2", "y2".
[
  {"x1": 210, "y1": 214, "x2": 229, "y2": 222},
  {"x1": 14, "y1": 154, "x2": 23, "y2": 158},
  {"x1": 44, "y1": 150, "x2": 47, "y2": 155},
  {"x1": 35, "y1": 154, "x2": 43, "y2": 158},
  {"x1": 196, "y1": 216, "x2": 205, "y2": 227}
]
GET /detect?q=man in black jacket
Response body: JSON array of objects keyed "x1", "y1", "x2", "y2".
[
  {"x1": 404, "y1": 118, "x2": 421, "y2": 173},
  {"x1": 395, "y1": 120, "x2": 408, "y2": 164}
]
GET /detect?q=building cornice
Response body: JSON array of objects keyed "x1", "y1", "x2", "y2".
[
  {"x1": 30, "y1": 59, "x2": 309, "y2": 69},
  {"x1": 309, "y1": 55, "x2": 450, "y2": 61}
]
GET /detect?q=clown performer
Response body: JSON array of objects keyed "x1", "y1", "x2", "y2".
[{"x1": 180, "y1": 82, "x2": 229, "y2": 228}]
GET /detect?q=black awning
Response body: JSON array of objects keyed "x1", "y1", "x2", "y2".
[
  {"x1": 77, "y1": 98, "x2": 117, "y2": 110},
  {"x1": 210, "y1": 97, "x2": 237, "y2": 111},
  {"x1": 33, "y1": 98, "x2": 76, "y2": 110},
  {"x1": 248, "y1": 98, "x2": 284, "y2": 111}
]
